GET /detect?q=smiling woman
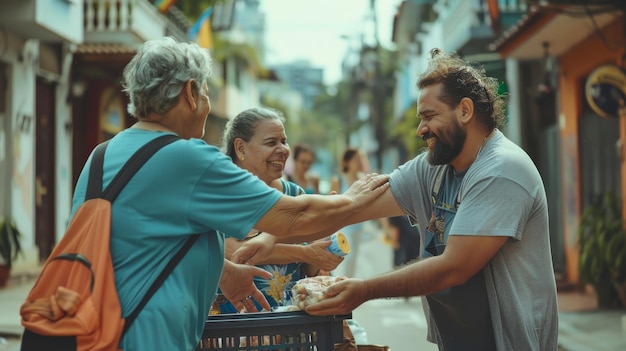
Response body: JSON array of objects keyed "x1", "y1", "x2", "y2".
[
  {"x1": 225, "y1": 108, "x2": 290, "y2": 184},
  {"x1": 218, "y1": 107, "x2": 344, "y2": 312}
]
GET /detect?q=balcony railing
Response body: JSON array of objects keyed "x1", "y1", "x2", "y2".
[
  {"x1": 440, "y1": 0, "x2": 527, "y2": 53},
  {"x1": 84, "y1": 0, "x2": 190, "y2": 44}
]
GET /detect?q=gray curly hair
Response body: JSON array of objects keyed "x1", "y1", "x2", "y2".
[
  {"x1": 222, "y1": 107, "x2": 286, "y2": 162},
  {"x1": 122, "y1": 37, "x2": 213, "y2": 118}
]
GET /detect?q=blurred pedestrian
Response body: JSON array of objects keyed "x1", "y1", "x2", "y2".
[
  {"x1": 330, "y1": 148, "x2": 369, "y2": 278},
  {"x1": 330, "y1": 148, "x2": 367, "y2": 194},
  {"x1": 380, "y1": 216, "x2": 420, "y2": 268},
  {"x1": 287, "y1": 144, "x2": 320, "y2": 194}
]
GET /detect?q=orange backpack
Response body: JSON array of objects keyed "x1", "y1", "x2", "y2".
[{"x1": 20, "y1": 134, "x2": 196, "y2": 351}]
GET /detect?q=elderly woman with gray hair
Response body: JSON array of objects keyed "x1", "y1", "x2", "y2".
[
  {"x1": 216, "y1": 107, "x2": 343, "y2": 313},
  {"x1": 54, "y1": 37, "x2": 388, "y2": 350}
]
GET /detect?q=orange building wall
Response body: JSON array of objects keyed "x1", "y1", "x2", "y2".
[{"x1": 558, "y1": 18, "x2": 624, "y2": 283}]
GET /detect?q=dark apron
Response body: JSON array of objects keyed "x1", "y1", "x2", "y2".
[{"x1": 423, "y1": 166, "x2": 496, "y2": 351}]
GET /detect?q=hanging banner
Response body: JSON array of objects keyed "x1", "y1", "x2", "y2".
[
  {"x1": 154, "y1": 0, "x2": 177, "y2": 13},
  {"x1": 585, "y1": 64, "x2": 626, "y2": 119}
]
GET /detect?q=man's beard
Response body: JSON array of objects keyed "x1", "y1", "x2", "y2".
[{"x1": 426, "y1": 121, "x2": 466, "y2": 165}]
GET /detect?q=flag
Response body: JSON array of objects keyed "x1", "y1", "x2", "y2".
[
  {"x1": 487, "y1": 0, "x2": 500, "y2": 24},
  {"x1": 189, "y1": 7, "x2": 214, "y2": 49},
  {"x1": 196, "y1": 18, "x2": 214, "y2": 49},
  {"x1": 154, "y1": 0, "x2": 177, "y2": 13}
]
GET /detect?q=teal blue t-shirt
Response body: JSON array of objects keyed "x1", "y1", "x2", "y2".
[{"x1": 70, "y1": 129, "x2": 283, "y2": 350}]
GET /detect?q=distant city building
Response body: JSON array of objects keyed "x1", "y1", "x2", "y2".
[
  {"x1": 271, "y1": 61, "x2": 324, "y2": 110},
  {"x1": 233, "y1": 0, "x2": 266, "y2": 59}
]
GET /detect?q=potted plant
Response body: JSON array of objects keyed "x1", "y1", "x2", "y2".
[
  {"x1": 0, "y1": 218, "x2": 23, "y2": 287},
  {"x1": 605, "y1": 214, "x2": 626, "y2": 307},
  {"x1": 578, "y1": 192, "x2": 626, "y2": 308}
]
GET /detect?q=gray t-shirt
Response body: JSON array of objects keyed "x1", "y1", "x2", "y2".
[{"x1": 389, "y1": 130, "x2": 558, "y2": 350}]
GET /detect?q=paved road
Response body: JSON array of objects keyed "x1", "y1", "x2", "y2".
[
  {"x1": 353, "y1": 298, "x2": 437, "y2": 351},
  {"x1": 340, "y1": 222, "x2": 438, "y2": 351}
]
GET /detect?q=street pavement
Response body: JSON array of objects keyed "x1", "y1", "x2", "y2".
[
  {"x1": 353, "y1": 297, "x2": 437, "y2": 350},
  {"x1": 343, "y1": 221, "x2": 438, "y2": 350}
]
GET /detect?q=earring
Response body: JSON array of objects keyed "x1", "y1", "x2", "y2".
[{"x1": 240, "y1": 157, "x2": 245, "y2": 161}]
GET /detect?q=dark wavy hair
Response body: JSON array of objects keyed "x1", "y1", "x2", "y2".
[
  {"x1": 341, "y1": 148, "x2": 360, "y2": 173},
  {"x1": 417, "y1": 48, "x2": 506, "y2": 130},
  {"x1": 293, "y1": 144, "x2": 315, "y2": 162}
]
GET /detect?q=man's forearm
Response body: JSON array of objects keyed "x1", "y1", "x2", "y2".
[{"x1": 363, "y1": 256, "x2": 460, "y2": 300}]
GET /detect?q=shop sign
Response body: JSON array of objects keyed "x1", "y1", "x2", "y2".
[{"x1": 585, "y1": 64, "x2": 626, "y2": 119}]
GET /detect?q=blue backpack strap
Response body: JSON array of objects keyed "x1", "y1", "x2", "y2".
[
  {"x1": 104, "y1": 134, "x2": 180, "y2": 202},
  {"x1": 85, "y1": 134, "x2": 180, "y2": 202},
  {"x1": 85, "y1": 140, "x2": 109, "y2": 201},
  {"x1": 123, "y1": 233, "x2": 203, "y2": 335}
]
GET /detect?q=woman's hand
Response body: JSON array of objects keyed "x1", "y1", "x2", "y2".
[
  {"x1": 343, "y1": 173, "x2": 389, "y2": 202},
  {"x1": 304, "y1": 240, "x2": 344, "y2": 272},
  {"x1": 231, "y1": 232, "x2": 276, "y2": 265},
  {"x1": 219, "y1": 260, "x2": 272, "y2": 312}
]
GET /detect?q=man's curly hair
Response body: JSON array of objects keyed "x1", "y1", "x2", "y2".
[{"x1": 417, "y1": 48, "x2": 507, "y2": 130}]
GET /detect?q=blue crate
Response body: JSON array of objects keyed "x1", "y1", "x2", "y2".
[{"x1": 197, "y1": 311, "x2": 351, "y2": 350}]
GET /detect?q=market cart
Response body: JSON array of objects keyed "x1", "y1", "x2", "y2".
[{"x1": 197, "y1": 311, "x2": 352, "y2": 350}]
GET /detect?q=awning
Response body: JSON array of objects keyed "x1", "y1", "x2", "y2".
[
  {"x1": 75, "y1": 43, "x2": 139, "y2": 55},
  {"x1": 491, "y1": 5, "x2": 622, "y2": 60},
  {"x1": 73, "y1": 43, "x2": 139, "y2": 65}
]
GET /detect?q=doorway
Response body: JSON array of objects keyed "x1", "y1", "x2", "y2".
[
  {"x1": 578, "y1": 107, "x2": 621, "y2": 210},
  {"x1": 0, "y1": 63, "x2": 7, "y2": 216},
  {"x1": 35, "y1": 77, "x2": 56, "y2": 261}
]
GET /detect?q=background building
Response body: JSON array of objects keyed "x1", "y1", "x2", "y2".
[{"x1": 271, "y1": 61, "x2": 324, "y2": 111}]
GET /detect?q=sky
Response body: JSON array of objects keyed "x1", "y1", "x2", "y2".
[{"x1": 258, "y1": 0, "x2": 404, "y2": 85}]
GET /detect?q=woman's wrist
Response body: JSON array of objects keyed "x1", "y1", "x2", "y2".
[
  {"x1": 220, "y1": 259, "x2": 234, "y2": 282},
  {"x1": 305, "y1": 267, "x2": 321, "y2": 277}
]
